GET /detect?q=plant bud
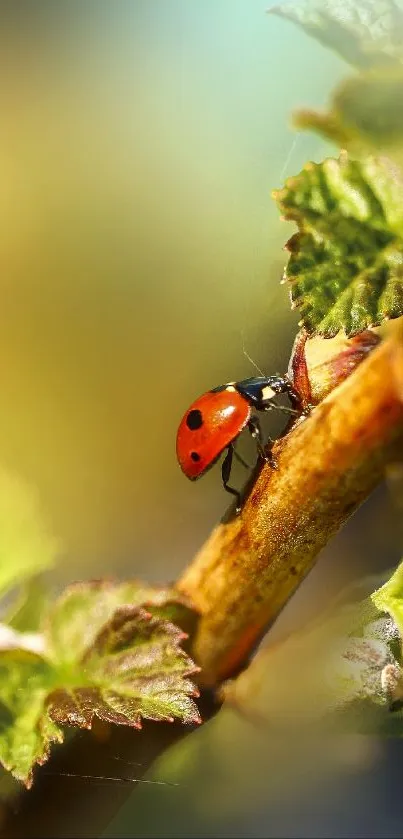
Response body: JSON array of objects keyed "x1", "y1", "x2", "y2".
[{"x1": 288, "y1": 329, "x2": 381, "y2": 409}]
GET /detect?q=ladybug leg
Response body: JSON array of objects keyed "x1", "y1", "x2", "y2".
[
  {"x1": 263, "y1": 377, "x2": 301, "y2": 414},
  {"x1": 265, "y1": 403, "x2": 299, "y2": 416},
  {"x1": 247, "y1": 416, "x2": 278, "y2": 469},
  {"x1": 272, "y1": 376, "x2": 301, "y2": 407},
  {"x1": 233, "y1": 447, "x2": 252, "y2": 470},
  {"x1": 221, "y1": 445, "x2": 242, "y2": 512},
  {"x1": 283, "y1": 380, "x2": 302, "y2": 409}
]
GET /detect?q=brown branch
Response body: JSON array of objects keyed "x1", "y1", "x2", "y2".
[{"x1": 176, "y1": 331, "x2": 403, "y2": 687}]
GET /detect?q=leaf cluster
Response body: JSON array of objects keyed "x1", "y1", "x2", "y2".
[
  {"x1": 0, "y1": 476, "x2": 199, "y2": 787},
  {"x1": 270, "y1": 0, "x2": 403, "y2": 336}
]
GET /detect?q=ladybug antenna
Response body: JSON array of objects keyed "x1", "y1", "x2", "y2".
[{"x1": 241, "y1": 330, "x2": 266, "y2": 377}]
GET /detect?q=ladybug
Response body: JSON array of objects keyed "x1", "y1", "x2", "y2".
[{"x1": 176, "y1": 375, "x2": 299, "y2": 511}]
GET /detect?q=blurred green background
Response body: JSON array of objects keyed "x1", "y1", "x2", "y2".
[
  {"x1": 1, "y1": 2, "x2": 403, "y2": 837},
  {"x1": 0, "y1": 0, "x2": 344, "y2": 584}
]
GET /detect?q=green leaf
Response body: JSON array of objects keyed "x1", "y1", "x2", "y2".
[
  {"x1": 45, "y1": 581, "x2": 200, "y2": 726},
  {"x1": 44, "y1": 579, "x2": 195, "y2": 665},
  {"x1": 0, "y1": 650, "x2": 62, "y2": 788},
  {"x1": 0, "y1": 470, "x2": 59, "y2": 600},
  {"x1": 6, "y1": 576, "x2": 50, "y2": 633},
  {"x1": 269, "y1": 0, "x2": 403, "y2": 70},
  {"x1": 294, "y1": 67, "x2": 403, "y2": 159},
  {"x1": 274, "y1": 153, "x2": 403, "y2": 336},
  {"x1": 372, "y1": 559, "x2": 403, "y2": 636},
  {"x1": 0, "y1": 580, "x2": 200, "y2": 786},
  {"x1": 47, "y1": 606, "x2": 200, "y2": 728}
]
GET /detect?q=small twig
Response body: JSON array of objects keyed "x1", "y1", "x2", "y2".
[{"x1": 177, "y1": 332, "x2": 403, "y2": 687}]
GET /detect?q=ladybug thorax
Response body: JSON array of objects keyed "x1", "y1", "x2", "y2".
[{"x1": 176, "y1": 388, "x2": 251, "y2": 479}]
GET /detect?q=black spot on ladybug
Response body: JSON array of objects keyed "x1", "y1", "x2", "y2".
[
  {"x1": 186, "y1": 409, "x2": 203, "y2": 430},
  {"x1": 190, "y1": 451, "x2": 201, "y2": 462}
]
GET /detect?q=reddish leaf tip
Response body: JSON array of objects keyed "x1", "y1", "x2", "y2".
[{"x1": 190, "y1": 687, "x2": 201, "y2": 698}]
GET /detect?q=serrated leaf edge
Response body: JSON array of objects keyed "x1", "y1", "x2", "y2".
[{"x1": 274, "y1": 156, "x2": 403, "y2": 337}]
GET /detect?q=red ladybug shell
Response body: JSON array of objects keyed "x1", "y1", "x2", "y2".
[{"x1": 176, "y1": 388, "x2": 251, "y2": 480}]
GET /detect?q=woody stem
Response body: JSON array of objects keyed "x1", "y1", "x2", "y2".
[{"x1": 176, "y1": 331, "x2": 403, "y2": 687}]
